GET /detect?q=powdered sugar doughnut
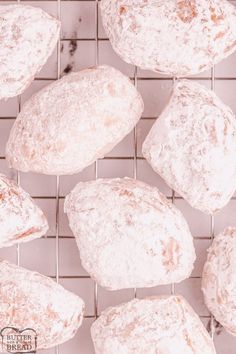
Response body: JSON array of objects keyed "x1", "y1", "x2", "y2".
[
  {"x1": 0, "y1": 173, "x2": 48, "y2": 248},
  {"x1": 6, "y1": 65, "x2": 143, "y2": 175},
  {"x1": 64, "y1": 178, "x2": 195, "y2": 290},
  {"x1": 202, "y1": 227, "x2": 236, "y2": 336},
  {"x1": 100, "y1": 0, "x2": 236, "y2": 77},
  {"x1": 142, "y1": 80, "x2": 236, "y2": 214},
  {"x1": 0, "y1": 4, "x2": 60, "y2": 99},
  {"x1": 0, "y1": 260, "x2": 84, "y2": 350},
  {"x1": 91, "y1": 295, "x2": 216, "y2": 354}
]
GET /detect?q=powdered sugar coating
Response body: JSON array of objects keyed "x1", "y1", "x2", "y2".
[
  {"x1": 6, "y1": 65, "x2": 143, "y2": 175},
  {"x1": 143, "y1": 80, "x2": 236, "y2": 214},
  {"x1": 64, "y1": 178, "x2": 195, "y2": 291},
  {"x1": 100, "y1": 0, "x2": 236, "y2": 77},
  {"x1": 91, "y1": 295, "x2": 216, "y2": 354},
  {"x1": 0, "y1": 4, "x2": 60, "y2": 99},
  {"x1": 0, "y1": 173, "x2": 48, "y2": 248},
  {"x1": 202, "y1": 227, "x2": 236, "y2": 336},
  {"x1": 0, "y1": 260, "x2": 84, "y2": 350}
]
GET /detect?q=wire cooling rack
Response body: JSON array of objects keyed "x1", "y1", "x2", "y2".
[{"x1": 0, "y1": 1, "x2": 236, "y2": 353}]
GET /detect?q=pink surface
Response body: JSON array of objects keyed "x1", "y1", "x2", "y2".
[{"x1": 0, "y1": 1, "x2": 236, "y2": 353}]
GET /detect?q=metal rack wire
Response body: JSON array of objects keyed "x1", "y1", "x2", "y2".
[
  {"x1": 93, "y1": 0, "x2": 99, "y2": 322},
  {"x1": 1, "y1": 0, "x2": 235, "y2": 353}
]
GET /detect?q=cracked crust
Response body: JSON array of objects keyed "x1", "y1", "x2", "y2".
[
  {"x1": 100, "y1": 0, "x2": 236, "y2": 76},
  {"x1": 0, "y1": 260, "x2": 84, "y2": 350},
  {"x1": 91, "y1": 295, "x2": 216, "y2": 354},
  {"x1": 142, "y1": 80, "x2": 236, "y2": 214},
  {"x1": 0, "y1": 173, "x2": 48, "y2": 248},
  {"x1": 6, "y1": 65, "x2": 143, "y2": 175},
  {"x1": 64, "y1": 178, "x2": 196, "y2": 290},
  {"x1": 202, "y1": 227, "x2": 236, "y2": 336},
  {"x1": 0, "y1": 4, "x2": 60, "y2": 99}
]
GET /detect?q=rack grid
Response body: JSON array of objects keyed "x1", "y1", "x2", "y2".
[{"x1": 0, "y1": 1, "x2": 236, "y2": 353}]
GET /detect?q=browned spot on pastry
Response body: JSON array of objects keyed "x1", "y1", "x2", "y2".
[
  {"x1": 209, "y1": 6, "x2": 224, "y2": 23},
  {"x1": 211, "y1": 13, "x2": 224, "y2": 23},
  {"x1": 204, "y1": 119, "x2": 217, "y2": 144},
  {"x1": 176, "y1": 297, "x2": 181, "y2": 304},
  {"x1": 22, "y1": 143, "x2": 36, "y2": 160},
  {"x1": 44, "y1": 141, "x2": 66, "y2": 154},
  {"x1": 161, "y1": 237, "x2": 180, "y2": 271},
  {"x1": 217, "y1": 288, "x2": 228, "y2": 304},
  {"x1": 119, "y1": 189, "x2": 134, "y2": 198},
  {"x1": 64, "y1": 320, "x2": 69, "y2": 328},
  {"x1": 211, "y1": 192, "x2": 221, "y2": 198},
  {"x1": 144, "y1": 200, "x2": 163, "y2": 213},
  {"x1": 12, "y1": 23, "x2": 21, "y2": 41},
  {"x1": 224, "y1": 40, "x2": 236, "y2": 54},
  {"x1": 119, "y1": 6, "x2": 127, "y2": 15},
  {"x1": 107, "y1": 82, "x2": 117, "y2": 97},
  {"x1": 183, "y1": 330, "x2": 194, "y2": 350},
  {"x1": 177, "y1": 0, "x2": 198, "y2": 23},
  {"x1": 125, "y1": 214, "x2": 134, "y2": 226},
  {"x1": 122, "y1": 321, "x2": 139, "y2": 338},
  {"x1": 14, "y1": 227, "x2": 41, "y2": 239},
  {"x1": 47, "y1": 305, "x2": 58, "y2": 320},
  {"x1": 199, "y1": 64, "x2": 206, "y2": 71},
  {"x1": 9, "y1": 188, "x2": 19, "y2": 197},
  {"x1": 224, "y1": 121, "x2": 228, "y2": 136},
  {"x1": 104, "y1": 117, "x2": 118, "y2": 127},
  {"x1": 0, "y1": 193, "x2": 4, "y2": 200},
  {"x1": 214, "y1": 32, "x2": 225, "y2": 40}
]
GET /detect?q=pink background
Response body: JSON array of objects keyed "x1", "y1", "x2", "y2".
[{"x1": 0, "y1": 1, "x2": 236, "y2": 353}]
